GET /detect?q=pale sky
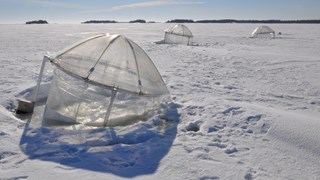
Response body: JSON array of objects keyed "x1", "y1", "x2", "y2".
[{"x1": 0, "y1": 0, "x2": 320, "y2": 24}]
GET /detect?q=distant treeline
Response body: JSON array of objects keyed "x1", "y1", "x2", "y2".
[
  {"x1": 129, "y1": 19, "x2": 146, "y2": 23},
  {"x1": 26, "y1": 20, "x2": 48, "y2": 24},
  {"x1": 166, "y1": 19, "x2": 194, "y2": 23},
  {"x1": 167, "y1": 19, "x2": 320, "y2": 24},
  {"x1": 82, "y1": 19, "x2": 147, "y2": 24},
  {"x1": 25, "y1": 19, "x2": 320, "y2": 24},
  {"x1": 82, "y1": 20, "x2": 118, "y2": 24}
]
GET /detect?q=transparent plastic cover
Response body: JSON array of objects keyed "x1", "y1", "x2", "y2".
[
  {"x1": 164, "y1": 24, "x2": 193, "y2": 37},
  {"x1": 252, "y1": 26, "x2": 275, "y2": 37},
  {"x1": 52, "y1": 34, "x2": 169, "y2": 96}
]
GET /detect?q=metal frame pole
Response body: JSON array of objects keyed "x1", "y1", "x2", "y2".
[
  {"x1": 103, "y1": 87, "x2": 117, "y2": 127},
  {"x1": 33, "y1": 55, "x2": 50, "y2": 102}
]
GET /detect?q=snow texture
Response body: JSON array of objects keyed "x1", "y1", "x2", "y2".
[{"x1": 1, "y1": 23, "x2": 320, "y2": 179}]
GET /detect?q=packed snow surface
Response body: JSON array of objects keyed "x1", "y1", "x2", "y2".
[{"x1": 1, "y1": 23, "x2": 320, "y2": 179}]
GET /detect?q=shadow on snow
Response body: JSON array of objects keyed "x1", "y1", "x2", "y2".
[{"x1": 17, "y1": 85, "x2": 179, "y2": 177}]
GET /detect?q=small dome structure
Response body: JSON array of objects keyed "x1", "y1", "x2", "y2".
[
  {"x1": 164, "y1": 24, "x2": 193, "y2": 45},
  {"x1": 41, "y1": 34, "x2": 169, "y2": 127},
  {"x1": 252, "y1": 25, "x2": 275, "y2": 38}
]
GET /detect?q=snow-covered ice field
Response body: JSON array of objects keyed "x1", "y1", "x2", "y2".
[{"x1": 1, "y1": 23, "x2": 320, "y2": 179}]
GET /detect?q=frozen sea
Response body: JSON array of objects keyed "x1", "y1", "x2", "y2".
[{"x1": 1, "y1": 23, "x2": 320, "y2": 179}]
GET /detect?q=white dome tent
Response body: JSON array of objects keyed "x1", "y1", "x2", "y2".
[
  {"x1": 33, "y1": 34, "x2": 169, "y2": 127},
  {"x1": 164, "y1": 24, "x2": 193, "y2": 45},
  {"x1": 252, "y1": 25, "x2": 275, "y2": 38}
]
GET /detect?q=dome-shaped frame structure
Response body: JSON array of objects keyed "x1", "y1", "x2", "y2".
[
  {"x1": 52, "y1": 34, "x2": 168, "y2": 96},
  {"x1": 252, "y1": 25, "x2": 275, "y2": 38},
  {"x1": 164, "y1": 24, "x2": 193, "y2": 45},
  {"x1": 34, "y1": 34, "x2": 169, "y2": 127}
]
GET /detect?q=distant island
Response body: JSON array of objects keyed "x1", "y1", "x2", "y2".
[
  {"x1": 81, "y1": 19, "x2": 148, "y2": 23},
  {"x1": 166, "y1": 19, "x2": 194, "y2": 23},
  {"x1": 166, "y1": 19, "x2": 320, "y2": 24},
  {"x1": 129, "y1": 19, "x2": 146, "y2": 23},
  {"x1": 82, "y1": 20, "x2": 118, "y2": 24},
  {"x1": 26, "y1": 20, "x2": 48, "y2": 24}
]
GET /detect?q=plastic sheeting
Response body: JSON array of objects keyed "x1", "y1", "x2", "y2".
[
  {"x1": 44, "y1": 69, "x2": 166, "y2": 127},
  {"x1": 52, "y1": 34, "x2": 169, "y2": 96},
  {"x1": 164, "y1": 24, "x2": 193, "y2": 45},
  {"x1": 252, "y1": 26, "x2": 275, "y2": 38},
  {"x1": 43, "y1": 34, "x2": 169, "y2": 127}
]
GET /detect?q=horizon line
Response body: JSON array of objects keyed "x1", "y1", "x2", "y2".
[{"x1": 2, "y1": 18, "x2": 320, "y2": 25}]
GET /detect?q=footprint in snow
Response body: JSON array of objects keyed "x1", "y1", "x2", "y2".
[
  {"x1": 208, "y1": 142, "x2": 227, "y2": 149},
  {"x1": 207, "y1": 124, "x2": 226, "y2": 133},
  {"x1": 246, "y1": 114, "x2": 262, "y2": 122},
  {"x1": 222, "y1": 107, "x2": 244, "y2": 116},
  {"x1": 185, "y1": 121, "x2": 201, "y2": 132},
  {"x1": 0, "y1": 151, "x2": 18, "y2": 160},
  {"x1": 0, "y1": 131, "x2": 8, "y2": 136},
  {"x1": 245, "y1": 114, "x2": 271, "y2": 134},
  {"x1": 244, "y1": 168, "x2": 257, "y2": 180},
  {"x1": 260, "y1": 123, "x2": 270, "y2": 134},
  {"x1": 186, "y1": 105, "x2": 205, "y2": 116},
  {"x1": 1, "y1": 176, "x2": 29, "y2": 180},
  {"x1": 224, "y1": 147, "x2": 238, "y2": 154},
  {"x1": 199, "y1": 176, "x2": 220, "y2": 180}
]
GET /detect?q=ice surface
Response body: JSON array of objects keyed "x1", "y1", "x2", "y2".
[{"x1": 1, "y1": 23, "x2": 320, "y2": 179}]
